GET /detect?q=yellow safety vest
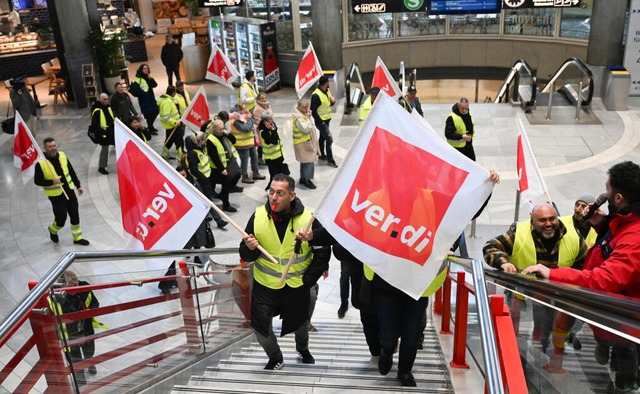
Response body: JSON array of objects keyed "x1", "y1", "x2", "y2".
[
  {"x1": 259, "y1": 129, "x2": 283, "y2": 160},
  {"x1": 253, "y1": 207, "x2": 313, "y2": 289},
  {"x1": 47, "y1": 292, "x2": 109, "y2": 346},
  {"x1": 39, "y1": 152, "x2": 75, "y2": 197},
  {"x1": 175, "y1": 90, "x2": 191, "y2": 116},
  {"x1": 511, "y1": 221, "x2": 580, "y2": 271},
  {"x1": 186, "y1": 148, "x2": 211, "y2": 178},
  {"x1": 312, "y1": 88, "x2": 332, "y2": 121},
  {"x1": 134, "y1": 77, "x2": 149, "y2": 93},
  {"x1": 206, "y1": 134, "x2": 228, "y2": 169},
  {"x1": 559, "y1": 215, "x2": 598, "y2": 248},
  {"x1": 363, "y1": 263, "x2": 448, "y2": 298},
  {"x1": 447, "y1": 112, "x2": 473, "y2": 148},
  {"x1": 358, "y1": 96, "x2": 373, "y2": 126},
  {"x1": 91, "y1": 106, "x2": 114, "y2": 142},
  {"x1": 238, "y1": 82, "x2": 258, "y2": 112},
  {"x1": 292, "y1": 114, "x2": 311, "y2": 145},
  {"x1": 158, "y1": 94, "x2": 180, "y2": 129},
  {"x1": 230, "y1": 117, "x2": 254, "y2": 149}
]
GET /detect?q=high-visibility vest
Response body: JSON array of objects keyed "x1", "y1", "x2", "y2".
[
  {"x1": 446, "y1": 112, "x2": 472, "y2": 148},
  {"x1": 206, "y1": 134, "x2": 228, "y2": 169},
  {"x1": 238, "y1": 82, "x2": 258, "y2": 112},
  {"x1": 175, "y1": 90, "x2": 191, "y2": 116},
  {"x1": 47, "y1": 292, "x2": 109, "y2": 345},
  {"x1": 39, "y1": 152, "x2": 75, "y2": 197},
  {"x1": 292, "y1": 114, "x2": 311, "y2": 145},
  {"x1": 363, "y1": 263, "x2": 448, "y2": 298},
  {"x1": 134, "y1": 77, "x2": 149, "y2": 93},
  {"x1": 230, "y1": 117, "x2": 254, "y2": 149},
  {"x1": 358, "y1": 96, "x2": 373, "y2": 126},
  {"x1": 253, "y1": 207, "x2": 313, "y2": 289},
  {"x1": 91, "y1": 106, "x2": 114, "y2": 141},
  {"x1": 559, "y1": 215, "x2": 598, "y2": 248},
  {"x1": 259, "y1": 129, "x2": 283, "y2": 160},
  {"x1": 186, "y1": 148, "x2": 211, "y2": 178},
  {"x1": 312, "y1": 88, "x2": 332, "y2": 121},
  {"x1": 511, "y1": 220, "x2": 580, "y2": 271},
  {"x1": 158, "y1": 94, "x2": 180, "y2": 129}
]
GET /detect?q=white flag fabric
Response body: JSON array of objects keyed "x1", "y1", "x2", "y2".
[
  {"x1": 516, "y1": 124, "x2": 546, "y2": 213},
  {"x1": 180, "y1": 85, "x2": 210, "y2": 132},
  {"x1": 371, "y1": 56, "x2": 402, "y2": 100},
  {"x1": 114, "y1": 119, "x2": 211, "y2": 251},
  {"x1": 315, "y1": 92, "x2": 494, "y2": 299},
  {"x1": 13, "y1": 112, "x2": 44, "y2": 184},
  {"x1": 295, "y1": 43, "x2": 323, "y2": 98},
  {"x1": 206, "y1": 43, "x2": 240, "y2": 90}
]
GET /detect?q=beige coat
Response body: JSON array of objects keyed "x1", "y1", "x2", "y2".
[{"x1": 291, "y1": 107, "x2": 319, "y2": 164}]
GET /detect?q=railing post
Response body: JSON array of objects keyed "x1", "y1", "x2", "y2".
[
  {"x1": 440, "y1": 275, "x2": 452, "y2": 335},
  {"x1": 451, "y1": 271, "x2": 470, "y2": 368},
  {"x1": 546, "y1": 81, "x2": 554, "y2": 120},
  {"x1": 177, "y1": 261, "x2": 202, "y2": 351},
  {"x1": 575, "y1": 81, "x2": 583, "y2": 120},
  {"x1": 434, "y1": 288, "x2": 443, "y2": 315},
  {"x1": 27, "y1": 281, "x2": 74, "y2": 393}
]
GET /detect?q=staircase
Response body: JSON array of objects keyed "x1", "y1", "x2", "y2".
[{"x1": 172, "y1": 319, "x2": 453, "y2": 393}]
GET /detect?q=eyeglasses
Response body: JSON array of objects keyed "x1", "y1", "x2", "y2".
[{"x1": 268, "y1": 189, "x2": 290, "y2": 197}]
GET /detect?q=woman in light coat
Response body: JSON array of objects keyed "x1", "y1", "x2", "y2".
[{"x1": 291, "y1": 99, "x2": 319, "y2": 189}]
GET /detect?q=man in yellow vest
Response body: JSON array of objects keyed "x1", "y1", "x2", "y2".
[
  {"x1": 560, "y1": 194, "x2": 598, "y2": 248},
  {"x1": 483, "y1": 203, "x2": 588, "y2": 353},
  {"x1": 90, "y1": 93, "x2": 115, "y2": 175},
  {"x1": 311, "y1": 75, "x2": 338, "y2": 168},
  {"x1": 34, "y1": 137, "x2": 90, "y2": 246},
  {"x1": 444, "y1": 97, "x2": 475, "y2": 161},
  {"x1": 358, "y1": 86, "x2": 379, "y2": 126},
  {"x1": 175, "y1": 81, "x2": 191, "y2": 117},
  {"x1": 239, "y1": 174, "x2": 330, "y2": 370},
  {"x1": 158, "y1": 85, "x2": 184, "y2": 161},
  {"x1": 238, "y1": 70, "x2": 260, "y2": 113}
]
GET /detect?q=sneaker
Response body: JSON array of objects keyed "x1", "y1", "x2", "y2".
[
  {"x1": 264, "y1": 356, "x2": 284, "y2": 370},
  {"x1": 49, "y1": 230, "x2": 59, "y2": 243},
  {"x1": 73, "y1": 239, "x2": 90, "y2": 246},
  {"x1": 327, "y1": 159, "x2": 338, "y2": 168},
  {"x1": 87, "y1": 366, "x2": 97, "y2": 375},
  {"x1": 216, "y1": 219, "x2": 228, "y2": 229},
  {"x1": 98, "y1": 167, "x2": 109, "y2": 175},
  {"x1": 595, "y1": 343, "x2": 610, "y2": 365},
  {"x1": 253, "y1": 172, "x2": 266, "y2": 180},
  {"x1": 241, "y1": 176, "x2": 254, "y2": 184},
  {"x1": 397, "y1": 372, "x2": 417, "y2": 387},
  {"x1": 318, "y1": 155, "x2": 327, "y2": 161},
  {"x1": 337, "y1": 303, "x2": 348, "y2": 319},
  {"x1": 222, "y1": 205, "x2": 237, "y2": 213},
  {"x1": 378, "y1": 350, "x2": 393, "y2": 375},
  {"x1": 299, "y1": 349, "x2": 315, "y2": 364},
  {"x1": 229, "y1": 185, "x2": 244, "y2": 193}
]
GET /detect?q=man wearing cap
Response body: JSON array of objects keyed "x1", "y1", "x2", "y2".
[
  {"x1": 445, "y1": 97, "x2": 475, "y2": 161},
  {"x1": 400, "y1": 86, "x2": 423, "y2": 117},
  {"x1": 560, "y1": 194, "x2": 598, "y2": 247},
  {"x1": 358, "y1": 86, "x2": 379, "y2": 127}
]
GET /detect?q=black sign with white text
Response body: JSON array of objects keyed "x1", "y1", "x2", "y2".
[{"x1": 502, "y1": 0, "x2": 580, "y2": 9}]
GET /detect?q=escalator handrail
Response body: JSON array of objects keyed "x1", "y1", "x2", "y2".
[
  {"x1": 541, "y1": 57, "x2": 594, "y2": 105},
  {"x1": 346, "y1": 61, "x2": 366, "y2": 95},
  {"x1": 398, "y1": 61, "x2": 405, "y2": 94},
  {"x1": 494, "y1": 59, "x2": 535, "y2": 105}
]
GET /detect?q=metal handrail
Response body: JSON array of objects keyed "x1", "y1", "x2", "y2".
[
  {"x1": 541, "y1": 57, "x2": 594, "y2": 105},
  {"x1": 494, "y1": 59, "x2": 536, "y2": 107},
  {"x1": 398, "y1": 60, "x2": 405, "y2": 93}
]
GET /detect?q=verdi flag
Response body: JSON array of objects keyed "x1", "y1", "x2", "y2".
[
  {"x1": 114, "y1": 119, "x2": 210, "y2": 251},
  {"x1": 295, "y1": 43, "x2": 323, "y2": 98},
  {"x1": 206, "y1": 42, "x2": 240, "y2": 90},
  {"x1": 315, "y1": 92, "x2": 494, "y2": 299},
  {"x1": 181, "y1": 85, "x2": 210, "y2": 132},
  {"x1": 516, "y1": 118, "x2": 547, "y2": 213},
  {"x1": 371, "y1": 56, "x2": 402, "y2": 100},
  {"x1": 13, "y1": 111, "x2": 44, "y2": 184}
]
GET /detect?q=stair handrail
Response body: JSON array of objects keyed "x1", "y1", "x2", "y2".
[
  {"x1": 494, "y1": 59, "x2": 536, "y2": 107},
  {"x1": 398, "y1": 60, "x2": 405, "y2": 94},
  {"x1": 540, "y1": 57, "x2": 594, "y2": 105}
]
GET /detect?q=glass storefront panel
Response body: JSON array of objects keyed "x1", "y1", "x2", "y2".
[
  {"x1": 560, "y1": 1, "x2": 593, "y2": 39},
  {"x1": 247, "y1": 0, "x2": 268, "y2": 20},
  {"x1": 449, "y1": 14, "x2": 499, "y2": 35},
  {"x1": 347, "y1": 12, "x2": 393, "y2": 42},
  {"x1": 300, "y1": 1, "x2": 312, "y2": 49},
  {"x1": 398, "y1": 12, "x2": 445, "y2": 37},
  {"x1": 503, "y1": 8, "x2": 556, "y2": 37},
  {"x1": 271, "y1": 0, "x2": 294, "y2": 50}
]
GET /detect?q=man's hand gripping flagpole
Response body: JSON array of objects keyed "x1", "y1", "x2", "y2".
[{"x1": 278, "y1": 215, "x2": 315, "y2": 286}]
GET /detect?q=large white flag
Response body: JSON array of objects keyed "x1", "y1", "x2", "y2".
[
  {"x1": 371, "y1": 56, "x2": 402, "y2": 100},
  {"x1": 181, "y1": 85, "x2": 210, "y2": 132},
  {"x1": 13, "y1": 112, "x2": 44, "y2": 184},
  {"x1": 295, "y1": 43, "x2": 323, "y2": 98},
  {"x1": 114, "y1": 119, "x2": 211, "y2": 251},
  {"x1": 315, "y1": 92, "x2": 494, "y2": 299},
  {"x1": 206, "y1": 43, "x2": 240, "y2": 90},
  {"x1": 516, "y1": 119, "x2": 547, "y2": 213}
]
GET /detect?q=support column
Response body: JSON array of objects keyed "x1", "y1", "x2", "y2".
[{"x1": 311, "y1": 0, "x2": 344, "y2": 97}]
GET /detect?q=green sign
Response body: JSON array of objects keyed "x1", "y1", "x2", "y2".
[{"x1": 404, "y1": 0, "x2": 425, "y2": 11}]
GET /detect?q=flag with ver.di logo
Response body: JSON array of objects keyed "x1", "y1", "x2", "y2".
[
  {"x1": 181, "y1": 85, "x2": 210, "y2": 132},
  {"x1": 295, "y1": 43, "x2": 323, "y2": 98},
  {"x1": 206, "y1": 42, "x2": 240, "y2": 90},
  {"x1": 13, "y1": 111, "x2": 44, "y2": 184},
  {"x1": 516, "y1": 118, "x2": 546, "y2": 213},
  {"x1": 314, "y1": 92, "x2": 494, "y2": 299},
  {"x1": 371, "y1": 56, "x2": 402, "y2": 100},
  {"x1": 114, "y1": 119, "x2": 211, "y2": 251}
]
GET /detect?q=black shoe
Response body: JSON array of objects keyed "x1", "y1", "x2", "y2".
[
  {"x1": 150, "y1": 128, "x2": 159, "y2": 135},
  {"x1": 49, "y1": 230, "x2": 59, "y2": 243},
  {"x1": 98, "y1": 167, "x2": 109, "y2": 175},
  {"x1": 370, "y1": 348, "x2": 381, "y2": 357},
  {"x1": 299, "y1": 349, "x2": 315, "y2": 364},
  {"x1": 222, "y1": 205, "x2": 237, "y2": 213},
  {"x1": 397, "y1": 372, "x2": 417, "y2": 387},
  {"x1": 264, "y1": 356, "x2": 284, "y2": 370},
  {"x1": 570, "y1": 334, "x2": 582, "y2": 351},
  {"x1": 216, "y1": 219, "x2": 228, "y2": 229},
  {"x1": 318, "y1": 155, "x2": 327, "y2": 161},
  {"x1": 87, "y1": 365, "x2": 97, "y2": 375},
  {"x1": 73, "y1": 239, "x2": 90, "y2": 246},
  {"x1": 417, "y1": 342, "x2": 424, "y2": 350},
  {"x1": 205, "y1": 215, "x2": 213, "y2": 222},
  {"x1": 306, "y1": 180, "x2": 316, "y2": 189},
  {"x1": 378, "y1": 350, "x2": 393, "y2": 375},
  {"x1": 327, "y1": 159, "x2": 338, "y2": 168},
  {"x1": 229, "y1": 185, "x2": 244, "y2": 193},
  {"x1": 337, "y1": 303, "x2": 348, "y2": 319},
  {"x1": 595, "y1": 343, "x2": 610, "y2": 365},
  {"x1": 160, "y1": 288, "x2": 171, "y2": 295}
]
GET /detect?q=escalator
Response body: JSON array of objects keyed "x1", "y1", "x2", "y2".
[{"x1": 538, "y1": 57, "x2": 594, "y2": 108}]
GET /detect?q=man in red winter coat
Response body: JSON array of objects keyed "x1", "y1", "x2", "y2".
[{"x1": 524, "y1": 161, "x2": 640, "y2": 393}]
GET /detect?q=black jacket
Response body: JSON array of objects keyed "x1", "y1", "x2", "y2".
[{"x1": 161, "y1": 42, "x2": 183, "y2": 67}]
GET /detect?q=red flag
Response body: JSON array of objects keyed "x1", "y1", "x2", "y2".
[
  {"x1": 114, "y1": 119, "x2": 211, "y2": 251},
  {"x1": 206, "y1": 42, "x2": 240, "y2": 90},
  {"x1": 13, "y1": 112, "x2": 44, "y2": 184},
  {"x1": 516, "y1": 121, "x2": 546, "y2": 212},
  {"x1": 181, "y1": 85, "x2": 210, "y2": 132},
  {"x1": 371, "y1": 56, "x2": 402, "y2": 100},
  {"x1": 295, "y1": 43, "x2": 323, "y2": 98},
  {"x1": 315, "y1": 92, "x2": 494, "y2": 299}
]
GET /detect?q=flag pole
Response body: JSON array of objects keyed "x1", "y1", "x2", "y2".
[
  {"x1": 278, "y1": 215, "x2": 315, "y2": 286},
  {"x1": 516, "y1": 117, "x2": 552, "y2": 203},
  {"x1": 115, "y1": 119, "x2": 280, "y2": 266}
]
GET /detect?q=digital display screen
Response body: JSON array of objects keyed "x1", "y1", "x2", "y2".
[
  {"x1": 12, "y1": 0, "x2": 46, "y2": 10},
  {"x1": 429, "y1": 0, "x2": 501, "y2": 14}
]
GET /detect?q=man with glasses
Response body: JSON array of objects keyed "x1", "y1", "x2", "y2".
[
  {"x1": 239, "y1": 174, "x2": 330, "y2": 370},
  {"x1": 445, "y1": 97, "x2": 475, "y2": 161}
]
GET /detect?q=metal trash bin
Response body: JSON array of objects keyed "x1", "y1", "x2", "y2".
[{"x1": 602, "y1": 66, "x2": 630, "y2": 111}]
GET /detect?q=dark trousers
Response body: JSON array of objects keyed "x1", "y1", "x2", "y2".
[
  {"x1": 375, "y1": 288, "x2": 428, "y2": 373},
  {"x1": 597, "y1": 339, "x2": 639, "y2": 390},
  {"x1": 68, "y1": 334, "x2": 95, "y2": 385},
  {"x1": 49, "y1": 192, "x2": 80, "y2": 227},
  {"x1": 265, "y1": 157, "x2": 287, "y2": 190},
  {"x1": 316, "y1": 120, "x2": 333, "y2": 160},
  {"x1": 455, "y1": 143, "x2": 475, "y2": 161},
  {"x1": 163, "y1": 124, "x2": 185, "y2": 151},
  {"x1": 211, "y1": 170, "x2": 232, "y2": 208},
  {"x1": 165, "y1": 64, "x2": 181, "y2": 86},
  {"x1": 142, "y1": 109, "x2": 159, "y2": 132},
  {"x1": 340, "y1": 260, "x2": 351, "y2": 305}
]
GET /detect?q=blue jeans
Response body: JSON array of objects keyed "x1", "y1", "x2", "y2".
[
  {"x1": 300, "y1": 162, "x2": 314, "y2": 181},
  {"x1": 375, "y1": 288, "x2": 428, "y2": 373},
  {"x1": 237, "y1": 147, "x2": 259, "y2": 178}
]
